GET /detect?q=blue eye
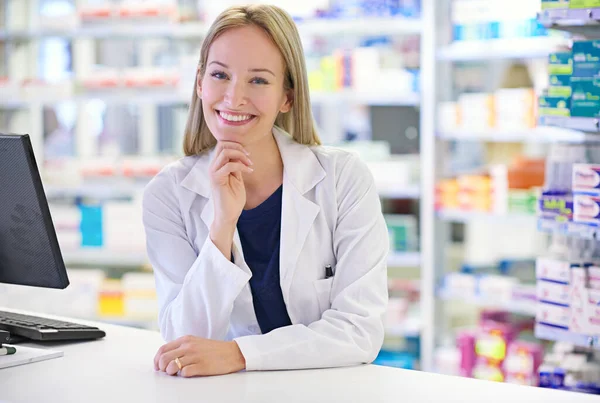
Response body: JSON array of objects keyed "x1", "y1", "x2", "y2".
[
  {"x1": 210, "y1": 71, "x2": 227, "y2": 80},
  {"x1": 251, "y1": 77, "x2": 269, "y2": 85}
]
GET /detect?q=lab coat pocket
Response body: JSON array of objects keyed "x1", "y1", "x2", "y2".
[{"x1": 313, "y1": 277, "x2": 334, "y2": 313}]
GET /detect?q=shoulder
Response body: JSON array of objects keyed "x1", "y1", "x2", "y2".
[
  {"x1": 143, "y1": 154, "x2": 209, "y2": 206},
  {"x1": 311, "y1": 145, "x2": 374, "y2": 190}
]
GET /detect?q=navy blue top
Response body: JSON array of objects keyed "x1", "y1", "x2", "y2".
[{"x1": 236, "y1": 185, "x2": 292, "y2": 334}]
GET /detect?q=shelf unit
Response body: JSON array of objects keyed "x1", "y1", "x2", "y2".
[
  {"x1": 437, "y1": 210, "x2": 536, "y2": 224},
  {"x1": 419, "y1": 0, "x2": 600, "y2": 372},
  {"x1": 438, "y1": 289, "x2": 537, "y2": 317},
  {"x1": 0, "y1": 16, "x2": 422, "y2": 40},
  {"x1": 436, "y1": 36, "x2": 570, "y2": 61},
  {"x1": 438, "y1": 126, "x2": 600, "y2": 143}
]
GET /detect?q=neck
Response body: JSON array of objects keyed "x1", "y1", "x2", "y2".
[{"x1": 242, "y1": 131, "x2": 283, "y2": 192}]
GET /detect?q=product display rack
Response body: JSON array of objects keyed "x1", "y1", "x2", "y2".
[{"x1": 419, "y1": 0, "x2": 600, "y2": 372}]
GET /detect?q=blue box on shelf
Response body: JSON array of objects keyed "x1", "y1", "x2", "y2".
[
  {"x1": 373, "y1": 350, "x2": 417, "y2": 369},
  {"x1": 572, "y1": 40, "x2": 600, "y2": 78},
  {"x1": 549, "y1": 74, "x2": 572, "y2": 97},
  {"x1": 538, "y1": 95, "x2": 571, "y2": 117},
  {"x1": 570, "y1": 77, "x2": 600, "y2": 118},
  {"x1": 549, "y1": 52, "x2": 573, "y2": 75}
]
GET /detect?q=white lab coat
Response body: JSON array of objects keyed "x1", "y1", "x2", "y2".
[{"x1": 142, "y1": 126, "x2": 389, "y2": 371}]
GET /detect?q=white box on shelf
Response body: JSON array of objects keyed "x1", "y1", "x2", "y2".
[
  {"x1": 478, "y1": 275, "x2": 518, "y2": 304},
  {"x1": 536, "y1": 257, "x2": 570, "y2": 284},
  {"x1": 574, "y1": 194, "x2": 600, "y2": 226},
  {"x1": 537, "y1": 280, "x2": 570, "y2": 306},
  {"x1": 536, "y1": 302, "x2": 570, "y2": 328},
  {"x1": 443, "y1": 273, "x2": 478, "y2": 299},
  {"x1": 573, "y1": 164, "x2": 600, "y2": 196}
]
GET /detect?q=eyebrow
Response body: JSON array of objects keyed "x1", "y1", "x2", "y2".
[{"x1": 209, "y1": 61, "x2": 276, "y2": 77}]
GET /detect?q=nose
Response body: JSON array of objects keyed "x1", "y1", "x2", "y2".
[{"x1": 224, "y1": 79, "x2": 247, "y2": 108}]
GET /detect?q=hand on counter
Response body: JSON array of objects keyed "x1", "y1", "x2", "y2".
[{"x1": 154, "y1": 335, "x2": 246, "y2": 377}]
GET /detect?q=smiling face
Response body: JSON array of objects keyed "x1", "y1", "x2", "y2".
[{"x1": 198, "y1": 25, "x2": 292, "y2": 147}]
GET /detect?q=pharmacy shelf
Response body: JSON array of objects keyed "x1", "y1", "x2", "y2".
[
  {"x1": 45, "y1": 183, "x2": 145, "y2": 200},
  {"x1": 539, "y1": 7, "x2": 600, "y2": 38},
  {"x1": 0, "y1": 17, "x2": 422, "y2": 41},
  {"x1": 436, "y1": 36, "x2": 570, "y2": 61},
  {"x1": 438, "y1": 126, "x2": 600, "y2": 143},
  {"x1": 378, "y1": 186, "x2": 421, "y2": 199},
  {"x1": 437, "y1": 210, "x2": 536, "y2": 223},
  {"x1": 539, "y1": 116, "x2": 600, "y2": 134},
  {"x1": 0, "y1": 91, "x2": 419, "y2": 109},
  {"x1": 388, "y1": 252, "x2": 421, "y2": 267},
  {"x1": 0, "y1": 23, "x2": 207, "y2": 40},
  {"x1": 297, "y1": 17, "x2": 422, "y2": 36},
  {"x1": 439, "y1": 289, "x2": 536, "y2": 316},
  {"x1": 538, "y1": 217, "x2": 598, "y2": 240},
  {"x1": 63, "y1": 249, "x2": 418, "y2": 269},
  {"x1": 311, "y1": 91, "x2": 420, "y2": 106},
  {"x1": 62, "y1": 249, "x2": 149, "y2": 269},
  {"x1": 535, "y1": 323, "x2": 600, "y2": 349}
]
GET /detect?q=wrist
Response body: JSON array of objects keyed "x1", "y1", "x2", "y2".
[{"x1": 230, "y1": 341, "x2": 246, "y2": 372}]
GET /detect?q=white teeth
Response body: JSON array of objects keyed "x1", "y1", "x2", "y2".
[{"x1": 219, "y1": 111, "x2": 252, "y2": 122}]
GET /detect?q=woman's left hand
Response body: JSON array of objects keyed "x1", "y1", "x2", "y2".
[{"x1": 154, "y1": 335, "x2": 246, "y2": 377}]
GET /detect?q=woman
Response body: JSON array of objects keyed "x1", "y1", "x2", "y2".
[{"x1": 143, "y1": 4, "x2": 389, "y2": 378}]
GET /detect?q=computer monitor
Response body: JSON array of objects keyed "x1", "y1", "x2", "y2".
[{"x1": 0, "y1": 133, "x2": 69, "y2": 289}]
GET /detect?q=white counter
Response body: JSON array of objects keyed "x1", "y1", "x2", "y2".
[{"x1": 0, "y1": 316, "x2": 598, "y2": 403}]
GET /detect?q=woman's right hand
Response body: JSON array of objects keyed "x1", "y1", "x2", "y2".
[{"x1": 208, "y1": 141, "x2": 253, "y2": 258}]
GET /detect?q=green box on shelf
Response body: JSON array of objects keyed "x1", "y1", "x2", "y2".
[
  {"x1": 570, "y1": 0, "x2": 600, "y2": 8},
  {"x1": 572, "y1": 40, "x2": 600, "y2": 78},
  {"x1": 571, "y1": 77, "x2": 600, "y2": 118},
  {"x1": 548, "y1": 52, "x2": 573, "y2": 76},
  {"x1": 543, "y1": 0, "x2": 570, "y2": 8},
  {"x1": 549, "y1": 75, "x2": 572, "y2": 97},
  {"x1": 542, "y1": 0, "x2": 570, "y2": 8},
  {"x1": 509, "y1": 191, "x2": 537, "y2": 215},
  {"x1": 538, "y1": 95, "x2": 571, "y2": 117},
  {"x1": 385, "y1": 214, "x2": 418, "y2": 253}
]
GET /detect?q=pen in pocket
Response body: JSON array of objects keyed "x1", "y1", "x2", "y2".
[{"x1": 0, "y1": 346, "x2": 16, "y2": 356}]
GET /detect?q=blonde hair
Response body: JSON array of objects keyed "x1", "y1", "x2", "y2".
[{"x1": 183, "y1": 4, "x2": 321, "y2": 156}]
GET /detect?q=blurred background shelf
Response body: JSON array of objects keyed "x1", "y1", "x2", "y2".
[
  {"x1": 388, "y1": 252, "x2": 421, "y2": 268},
  {"x1": 436, "y1": 36, "x2": 570, "y2": 61},
  {"x1": 62, "y1": 249, "x2": 149, "y2": 269},
  {"x1": 378, "y1": 186, "x2": 420, "y2": 199},
  {"x1": 0, "y1": 17, "x2": 422, "y2": 41},
  {"x1": 437, "y1": 210, "x2": 537, "y2": 223},
  {"x1": 297, "y1": 16, "x2": 422, "y2": 36},
  {"x1": 438, "y1": 127, "x2": 600, "y2": 143},
  {"x1": 538, "y1": 116, "x2": 600, "y2": 134},
  {"x1": 535, "y1": 324, "x2": 600, "y2": 350},
  {"x1": 438, "y1": 289, "x2": 537, "y2": 316},
  {"x1": 385, "y1": 317, "x2": 421, "y2": 338}
]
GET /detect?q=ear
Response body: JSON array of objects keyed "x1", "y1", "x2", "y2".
[
  {"x1": 196, "y1": 68, "x2": 203, "y2": 99},
  {"x1": 279, "y1": 89, "x2": 293, "y2": 113}
]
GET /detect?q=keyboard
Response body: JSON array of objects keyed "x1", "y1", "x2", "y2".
[{"x1": 0, "y1": 310, "x2": 106, "y2": 342}]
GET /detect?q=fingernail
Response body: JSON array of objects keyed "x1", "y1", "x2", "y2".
[
  {"x1": 248, "y1": 167, "x2": 254, "y2": 172},
  {"x1": 248, "y1": 159, "x2": 254, "y2": 165},
  {"x1": 244, "y1": 150, "x2": 250, "y2": 156}
]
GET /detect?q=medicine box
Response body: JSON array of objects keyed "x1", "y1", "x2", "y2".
[
  {"x1": 542, "y1": 0, "x2": 570, "y2": 8},
  {"x1": 570, "y1": 0, "x2": 600, "y2": 8},
  {"x1": 536, "y1": 302, "x2": 570, "y2": 328},
  {"x1": 572, "y1": 164, "x2": 600, "y2": 195},
  {"x1": 570, "y1": 77, "x2": 600, "y2": 118},
  {"x1": 572, "y1": 40, "x2": 600, "y2": 78},
  {"x1": 537, "y1": 280, "x2": 570, "y2": 306},
  {"x1": 574, "y1": 194, "x2": 600, "y2": 225},
  {"x1": 538, "y1": 95, "x2": 570, "y2": 117},
  {"x1": 548, "y1": 52, "x2": 573, "y2": 76},
  {"x1": 536, "y1": 257, "x2": 570, "y2": 284}
]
